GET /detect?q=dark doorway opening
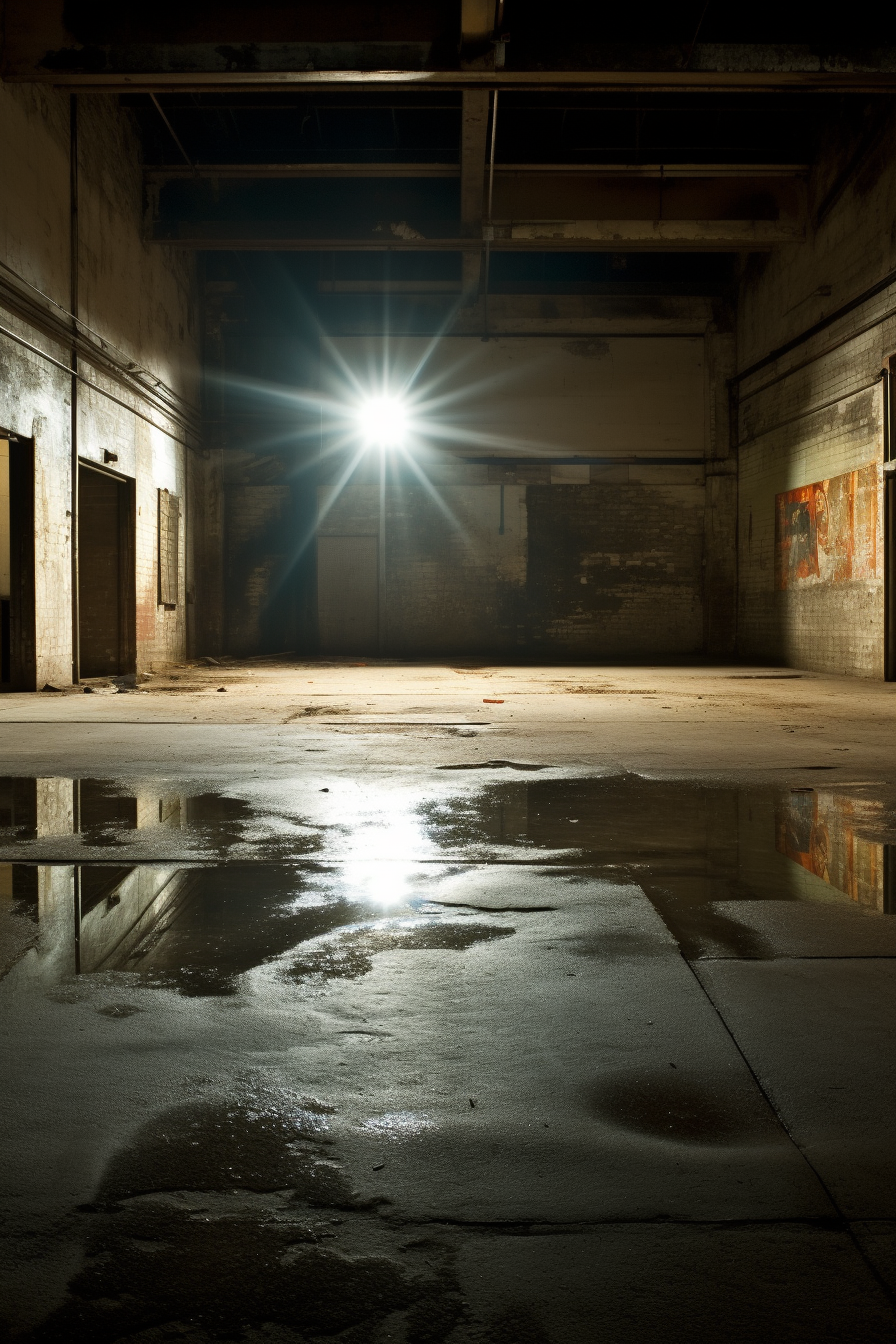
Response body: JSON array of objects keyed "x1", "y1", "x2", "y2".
[
  {"x1": 0, "y1": 434, "x2": 36, "y2": 691},
  {"x1": 78, "y1": 462, "x2": 136, "y2": 678}
]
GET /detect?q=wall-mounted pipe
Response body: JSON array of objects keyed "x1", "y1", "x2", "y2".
[{"x1": 70, "y1": 93, "x2": 80, "y2": 685}]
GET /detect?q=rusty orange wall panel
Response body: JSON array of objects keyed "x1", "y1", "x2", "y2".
[{"x1": 775, "y1": 462, "x2": 879, "y2": 592}]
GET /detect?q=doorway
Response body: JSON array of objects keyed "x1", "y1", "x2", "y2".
[
  {"x1": 0, "y1": 435, "x2": 36, "y2": 690},
  {"x1": 78, "y1": 463, "x2": 135, "y2": 678},
  {"x1": 317, "y1": 535, "x2": 379, "y2": 654}
]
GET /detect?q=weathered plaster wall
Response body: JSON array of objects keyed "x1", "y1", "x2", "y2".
[
  {"x1": 737, "y1": 109, "x2": 896, "y2": 676},
  {"x1": 0, "y1": 83, "x2": 199, "y2": 684}
]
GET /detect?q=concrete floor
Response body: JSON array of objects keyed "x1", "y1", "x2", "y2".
[{"x1": 1, "y1": 659, "x2": 895, "y2": 1342}]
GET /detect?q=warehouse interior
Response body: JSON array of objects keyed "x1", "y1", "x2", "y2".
[{"x1": 2, "y1": 4, "x2": 896, "y2": 1342}]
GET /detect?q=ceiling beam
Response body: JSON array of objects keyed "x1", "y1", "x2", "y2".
[
  {"x1": 24, "y1": 67, "x2": 896, "y2": 93},
  {"x1": 505, "y1": 219, "x2": 803, "y2": 244},
  {"x1": 150, "y1": 220, "x2": 803, "y2": 250},
  {"x1": 143, "y1": 161, "x2": 810, "y2": 181}
]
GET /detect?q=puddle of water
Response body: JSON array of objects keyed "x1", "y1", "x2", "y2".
[
  {"x1": 280, "y1": 919, "x2": 514, "y2": 984},
  {"x1": 0, "y1": 860, "x2": 517, "y2": 997},
  {"x1": 1, "y1": 775, "x2": 895, "y2": 993},
  {"x1": 30, "y1": 1085, "x2": 461, "y2": 1343}
]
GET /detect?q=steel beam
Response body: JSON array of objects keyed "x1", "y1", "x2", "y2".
[
  {"x1": 150, "y1": 221, "x2": 804, "y2": 250},
  {"x1": 32, "y1": 69, "x2": 896, "y2": 92},
  {"x1": 143, "y1": 161, "x2": 809, "y2": 181}
]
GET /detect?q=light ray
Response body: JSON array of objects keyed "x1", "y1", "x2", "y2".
[{"x1": 395, "y1": 445, "x2": 473, "y2": 546}]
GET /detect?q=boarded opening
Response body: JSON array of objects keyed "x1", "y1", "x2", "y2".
[
  {"x1": 158, "y1": 488, "x2": 180, "y2": 607},
  {"x1": 317, "y1": 534, "x2": 378, "y2": 653},
  {"x1": 78, "y1": 463, "x2": 135, "y2": 678}
]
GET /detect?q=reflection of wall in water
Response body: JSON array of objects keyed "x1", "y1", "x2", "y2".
[
  {"x1": 79, "y1": 867, "x2": 191, "y2": 973},
  {"x1": 776, "y1": 789, "x2": 889, "y2": 912}
]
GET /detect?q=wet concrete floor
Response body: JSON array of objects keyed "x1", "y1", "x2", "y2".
[{"x1": 1, "y1": 760, "x2": 896, "y2": 1343}]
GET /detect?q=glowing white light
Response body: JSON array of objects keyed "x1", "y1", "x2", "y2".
[{"x1": 356, "y1": 395, "x2": 409, "y2": 447}]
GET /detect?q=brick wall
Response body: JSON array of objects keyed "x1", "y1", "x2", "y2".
[
  {"x1": 315, "y1": 465, "x2": 705, "y2": 657},
  {"x1": 736, "y1": 113, "x2": 896, "y2": 676},
  {"x1": 527, "y1": 478, "x2": 705, "y2": 655},
  {"x1": 304, "y1": 334, "x2": 714, "y2": 658},
  {"x1": 225, "y1": 484, "x2": 297, "y2": 655}
]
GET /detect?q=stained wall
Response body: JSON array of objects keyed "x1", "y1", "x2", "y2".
[
  {"x1": 736, "y1": 110, "x2": 896, "y2": 676},
  {"x1": 318, "y1": 334, "x2": 714, "y2": 658},
  {"x1": 0, "y1": 83, "x2": 199, "y2": 685}
]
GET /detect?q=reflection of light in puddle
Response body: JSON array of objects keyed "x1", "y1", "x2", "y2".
[
  {"x1": 340, "y1": 789, "x2": 433, "y2": 906},
  {"x1": 344, "y1": 859, "x2": 422, "y2": 907},
  {"x1": 362, "y1": 1111, "x2": 434, "y2": 1138}
]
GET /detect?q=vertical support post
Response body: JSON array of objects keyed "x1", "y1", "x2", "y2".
[
  {"x1": 70, "y1": 93, "x2": 80, "y2": 685},
  {"x1": 703, "y1": 318, "x2": 738, "y2": 657},
  {"x1": 482, "y1": 89, "x2": 498, "y2": 340},
  {"x1": 378, "y1": 446, "x2": 386, "y2": 655},
  {"x1": 460, "y1": 89, "x2": 490, "y2": 305}
]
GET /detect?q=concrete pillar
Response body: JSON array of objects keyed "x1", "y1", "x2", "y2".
[{"x1": 704, "y1": 315, "x2": 738, "y2": 656}]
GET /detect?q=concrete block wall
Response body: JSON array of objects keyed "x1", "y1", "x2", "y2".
[
  {"x1": 316, "y1": 464, "x2": 707, "y2": 658},
  {"x1": 318, "y1": 475, "x2": 529, "y2": 655},
  {"x1": 225, "y1": 483, "x2": 297, "y2": 655},
  {"x1": 307, "y1": 333, "x2": 718, "y2": 659},
  {"x1": 526, "y1": 477, "x2": 705, "y2": 655},
  {"x1": 737, "y1": 111, "x2": 896, "y2": 676},
  {"x1": 0, "y1": 83, "x2": 199, "y2": 685}
]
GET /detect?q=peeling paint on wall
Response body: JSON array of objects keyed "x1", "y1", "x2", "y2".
[{"x1": 775, "y1": 463, "x2": 879, "y2": 590}]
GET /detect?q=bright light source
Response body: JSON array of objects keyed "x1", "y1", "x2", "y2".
[{"x1": 356, "y1": 395, "x2": 409, "y2": 447}]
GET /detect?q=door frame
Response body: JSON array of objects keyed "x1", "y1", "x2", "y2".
[
  {"x1": 77, "y1": 459, "x2": 137, "y2": 676},
  {"x1": 8, "y1": 435, "x2": 36, "y2": 691}
]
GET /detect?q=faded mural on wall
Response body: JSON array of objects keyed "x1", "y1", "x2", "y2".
[
  {"x1": 776, "y1": 788, "x2": 890, "y2": 912},
  {"x1": 775, "y1": 463, "x2": 879, "y2": 590}
]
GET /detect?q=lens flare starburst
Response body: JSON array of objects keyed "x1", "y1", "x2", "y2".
[{"x1": 356, "y1": 395, "x2": 409, "y2": 448}]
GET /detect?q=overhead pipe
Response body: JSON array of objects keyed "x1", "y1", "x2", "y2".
[{"x1": 70, "y1": 93, "x2": 80, "y2": 684}]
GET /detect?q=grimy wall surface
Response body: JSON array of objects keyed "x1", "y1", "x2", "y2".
[
  {"x1": 319, "y1": 335, "x2": 710, "y2": 657},
  {"x1": 736, "y1": 111, "x2": 896, "y2": 677},
  {"x1": 0, "y1": 84, "x2": 199, "y2": 685}
]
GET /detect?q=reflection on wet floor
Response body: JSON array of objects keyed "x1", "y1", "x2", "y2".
[
  {"x1": 0, "y1": 777, "x2": 254, "y2": 848},
  {"x1": 3, "y1": 776, "x2": 896, "y2": 1342},
  {"x1": 1, "y1": 775, "x2": 895, "y2": 991}
]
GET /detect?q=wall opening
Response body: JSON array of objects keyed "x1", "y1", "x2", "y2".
[
  {"x1": 77, "y1": 462, "x2": 135, "y2": 678},
  {"x1": 317, "y1": 534, "x2": 379, "y2": 654},
  {"x1": 0, "y1": 435, "x2": 36, "y2": 691}
]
